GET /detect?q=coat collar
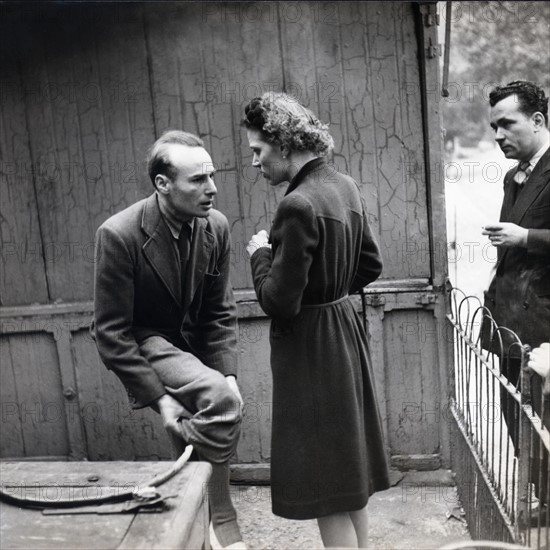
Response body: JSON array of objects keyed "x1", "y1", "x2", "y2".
[
  {"x1": 507, "y1": 146, "x2": 550, "y2": 225},
  {"x1": 496, "y1": 148, "x2": 550, "y2": 271},
  {"x1": 285, "y1": 157, "x2": 326, "y2": 196},
  {"x1": 141, "y1": 193, "x2": 214, "y2": 310}
]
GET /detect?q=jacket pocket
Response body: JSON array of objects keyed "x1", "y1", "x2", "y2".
[
  {"x1": 527, "y1": 203, "x2": 550, "y2": 226},
  {"x1": 203, "y1": 270, "x2": 220, "y2": 288}
]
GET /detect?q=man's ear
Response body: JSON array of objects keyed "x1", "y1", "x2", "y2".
[
  {"x1": 532, "y1": 111, "x2": 545, "y2": 130},
  {"x1": 155, "y1": 174, "x2": 170, "y2": 193}
]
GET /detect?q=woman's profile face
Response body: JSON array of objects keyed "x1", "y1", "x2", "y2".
[{"x1": 247, "y1": 128, "x2": 288, "y2": 186}]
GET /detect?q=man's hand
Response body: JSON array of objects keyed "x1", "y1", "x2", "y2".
[
  {"x1": 156, "y1": 394, "x2": 192, "y2": 439},
  {"x1": 225, "y1": 375, "x2": 244, "y2": 407},
  {"x1": 482, "y1": 222, "x2": 528, "y2": 248},
  {"x1": 527, "y1": 343, "x2": 550, "y2": 380},
  {"x1": 246, "y1": 229, "x2": 270, "y2": 257}
]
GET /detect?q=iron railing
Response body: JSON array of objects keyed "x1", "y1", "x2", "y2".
[{"x1": 447, "y1": 286, "x2": 549, "y2": 548}]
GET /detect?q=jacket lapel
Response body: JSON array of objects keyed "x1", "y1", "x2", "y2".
[
  {"x1": 182, "y1": 217, "x2": 214, "y2": 312},
  {"x1": 507, "y1": 148, "x2": 550, "y2": 225},
  {"x1": 141, "y1": 194, "x2": 181, "y2": 306},
  {"x1": 497, "y1": 148, "x2": 550, "y2": 271}
]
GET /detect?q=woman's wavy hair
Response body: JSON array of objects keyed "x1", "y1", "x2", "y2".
[{"x1": 241, "y1": 92, "x2": 334, "y2": 156}]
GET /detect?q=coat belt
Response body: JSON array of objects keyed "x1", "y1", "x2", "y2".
[{"x1": 301, "y1": 295, "x2": 349, "y2": 309}]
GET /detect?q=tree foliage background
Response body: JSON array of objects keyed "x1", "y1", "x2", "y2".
[{"x1": 441, "y1": 1, "x2": 550, "y2": 146}]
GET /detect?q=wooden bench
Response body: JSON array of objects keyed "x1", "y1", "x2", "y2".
[{"x1": 1, "y1": 460, "x2": 212, "y2": 549}]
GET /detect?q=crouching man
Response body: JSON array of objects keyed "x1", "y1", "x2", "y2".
[{"x1": 92, "y1": 130, "x2": 246, "y2": 549}]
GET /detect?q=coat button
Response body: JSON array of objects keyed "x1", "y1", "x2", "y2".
[{"x1": 523, "y1": 301, "x2": 529, "y2": 310}]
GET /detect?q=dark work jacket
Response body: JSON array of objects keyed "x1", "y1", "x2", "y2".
[
  {"x1": 482, "y1": 147, "x2": 550, "y2": 354},
  {"x1": 92, "y1": 193, "x2": 238, "y2": 408}
]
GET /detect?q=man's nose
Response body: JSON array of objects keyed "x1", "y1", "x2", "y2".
[
  {"x1": 206, "y1": 176, "x2": 217, "y2": 195},
  {"x1": 252, "y1": 153, "x2": 260, "y2": 167},
  {"x1": 495, "y1": 128, "x2": 505, "y2": 141}
]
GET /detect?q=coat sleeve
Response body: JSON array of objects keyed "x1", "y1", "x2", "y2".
[
  {"x1": 527, "y1": 229, "x2": 550, "y2": 256},
  {"x1": 350, "y1": 205, "x2": 383, "y2": 293},
  {"x1": 193, "y1": 221, "x2": 239, "y2": 377},
  {"x1": 93, "y1": 224, "x2": 166, "y2": 409},
  {"x1": 250, "y1": 195, "x2": 319, "y2": 321}
]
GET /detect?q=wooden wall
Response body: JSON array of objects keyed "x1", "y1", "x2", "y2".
[{"x1": 0, "y1": 2, "x2": 450, "y2": 470}]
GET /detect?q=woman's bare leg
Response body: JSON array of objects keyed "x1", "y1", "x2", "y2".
[
  {"x1": 349, "y1": 505, "x2": 368, "y2": 549},
  {"x1": 317, "y1": 512, "x2": 358, "y2": 548}
]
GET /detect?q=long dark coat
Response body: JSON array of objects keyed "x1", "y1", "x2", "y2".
[{"x1": 250, "y1": 158, "x2": 390, "y2": 519}]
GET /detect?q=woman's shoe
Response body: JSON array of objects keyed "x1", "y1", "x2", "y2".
[{"x1": 209, "y1": 523, "x2": 247, "y2": 550}]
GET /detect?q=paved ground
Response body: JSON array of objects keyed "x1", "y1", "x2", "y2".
[{"x1": 232, "y1": 470, "x2": 471, "y2": 549}]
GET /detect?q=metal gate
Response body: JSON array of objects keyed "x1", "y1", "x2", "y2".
[{"x1": 447, "y1": 286, "x2": 549, "y2": 548}]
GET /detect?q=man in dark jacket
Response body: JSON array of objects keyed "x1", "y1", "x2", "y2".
[
  {"x1": 482, "y1": 81, "x2": 550, "y2": 511},
  {"x1": 93, "y1": 130, "x2": 246, "y2": 549}
]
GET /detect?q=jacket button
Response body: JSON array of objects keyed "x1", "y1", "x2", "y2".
[{"x1": 523, "y1": 301, "x2": 529, "y2": 310}]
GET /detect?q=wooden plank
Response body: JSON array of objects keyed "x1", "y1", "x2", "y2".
[
  {"x1": 210, "y1": 2, "x2": 285, "y2": 290},
  {"x1": 84, "y1": 3, "x2": 155, "y2": 213},
  {"x1": 307, "y1": 1, "x2": 350, "y2": 175},
  {"x1": 71, "y1": 329, "x2": 173, "y2": 461},
  {"x1": 1, "y1": 461, "x2": 211, "y2": 550},
  {"x1": 434, "y1": 297, "x2": 452, "y2": 468},
  {"x1": 0, "y1": 303, "x2": 93, "y2": 319},
  {"x1": 396, "y1": 2, "x2": 435, "y2": 281},
  {"x1": 0, "y1": 280, "x2": 437, "y2": 321},
  {"x1": 1, "y1": 334, "x2": 69, "y2": 458},
  {"x1": 230, "y1": 462, "x2": 270, "y2": 484},
  {"x1": 234, "y1": 318, "x2": 272, "y2": 463},
  {"x1": 365, "y1": 305, "x2": 390, "y2": 448},
  {"x1": 363, "y1": 2, "x2": 430, "y2": 281},
  {"x1": 0, "y1": 13, "x2": 50, "y2": 306},
  {"x1": 0, "y1": 336, "x2": 25, "y2": 456},
  {"x1": 384, "y1": 309, "x2": 440, "y2": 456},
  {"x1": 200, "y1": 2, "x2": 251, "y2": 291},
  {"x1": 416, "y1": 2, "x2": 451, "y2": 466},
  {"x1": 417, "y1": 2, "x2": 448, "y2": 288},
  {"x1": 391, "y1": 453, "x2": 441, "y2": 471},
  {"x1": 118, "y1": 462, "x2": 211, "y2": 550},
  {"x1": 15, "y1": 10, "x2": 91, "y2": 302},
  {"x1": 13, "y1": 5, "x2": 156, "y2": 303},
  {"x1": 55, "y1": 331, "x2": 87, "y2": 459},
  {"x1": 338, "y1": 2, "x2": 379, "y2": 223},
  {"x1": 278, "y1": 2, "x2": 340, "y2": 144},
  {"x1": 143, "y1": 3, "x2": 253, "y2": 289}
]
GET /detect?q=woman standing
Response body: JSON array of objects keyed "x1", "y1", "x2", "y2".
[{"x1": 243, "y1": 93, "x2": 390, "y2": 548}]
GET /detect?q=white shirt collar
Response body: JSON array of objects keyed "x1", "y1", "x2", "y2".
[{"x1": 156, "y1": 194, "x2": 195, "y2": 240}]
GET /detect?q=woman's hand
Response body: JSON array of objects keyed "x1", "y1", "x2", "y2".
[{"x1": 247, "y1": 229, "x2": 270, "y2": 257}]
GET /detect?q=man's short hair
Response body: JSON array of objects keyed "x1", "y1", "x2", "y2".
[
  {"x1": 489, "y1": 81, "x2": 549, "y2": 125},
  {"x1": 147, "y1": 130, "x2": 205, "y2": 187}
]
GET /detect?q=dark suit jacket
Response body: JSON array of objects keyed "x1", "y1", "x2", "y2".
[
  {"x1": 483, "y1": 147, "x2": 550, "y2": 352},
  {"x1": 92, "y1": 193, "x2": 238, "y2": 408}
]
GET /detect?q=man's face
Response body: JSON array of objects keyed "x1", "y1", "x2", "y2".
[
  {"x1": 160, "y1": 144, "x2": 217, "y2": 222},
  {"x1": 490, "y1": 94, "x2": 540, "y2": 161},
  {"x1": 247, "y1": 128, "x2": 288, "y2": 186}
]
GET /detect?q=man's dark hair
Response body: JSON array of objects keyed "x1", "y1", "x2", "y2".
[
  {"x1": 147, "y1": 130, "x2": 204, "y2": 187},
  {"x1": 489, "y1": 81, "x2": 548, "y2": 125}
]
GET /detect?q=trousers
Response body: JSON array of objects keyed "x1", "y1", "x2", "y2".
[{"x1": 139, "y1": 335, "x2": 242, "y2": 464}]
